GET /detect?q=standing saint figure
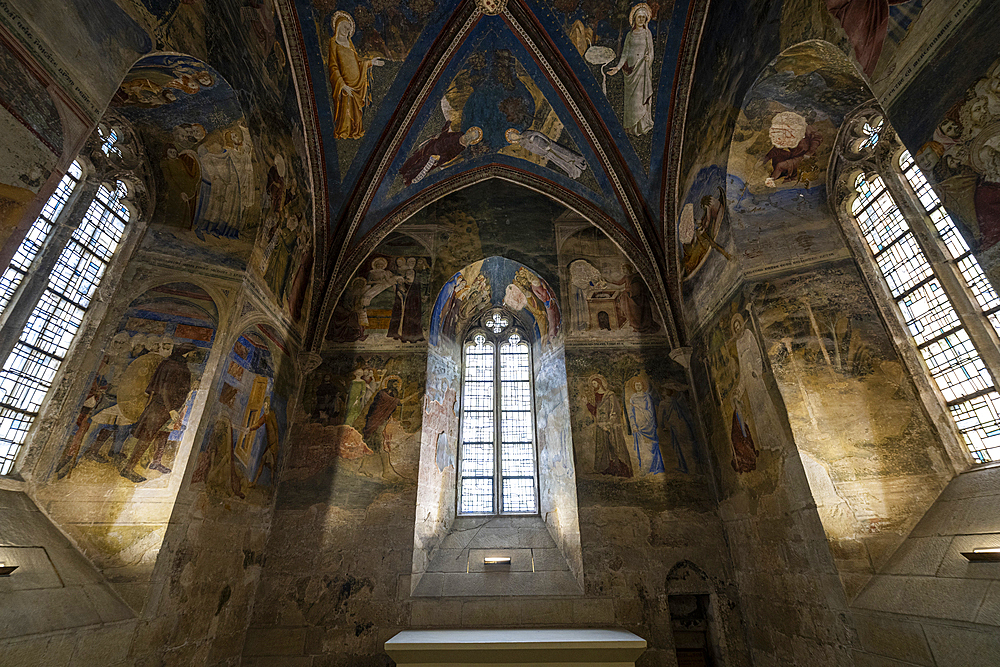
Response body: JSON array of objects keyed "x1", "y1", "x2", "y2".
[
  {"x1": 328, "y1": 11, "x2": 384, "y2": 140},
  {"x1": 247, "y1": 396, "x2": 280, "y2": 486},
  {"x1": 616, "y1": 264, "x2": 660, "y2": 334},
  {"x1": 728, "y1": 312, "x2": 783, "y2": 472},
  {"x1": 360, "y1": 376, "x2": 404, "y2": 481},
  {"x1": 607, "y1": 3, "x2": 654, "y2": 136},
  {"x1": 120, "y1": 342, "x2": 198, "y2": 483},
  {"x1": 587, "y1": 375, "x2": 632, "y2": 477},
  {"x1": 626, "y1": 378, "x2": 666, "y2": 475}
]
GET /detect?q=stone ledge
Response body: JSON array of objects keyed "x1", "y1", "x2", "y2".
[{"x1": 385, "y1": 628, "x2": 646, "y2": 665}]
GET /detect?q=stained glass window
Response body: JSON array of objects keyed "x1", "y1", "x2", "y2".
[
  {"x1": 0, "y1": 167, "x2": 131, "y2": 475},
  {"x1": 458, "y1": 317, "x2": 538, "y2": 515},
  {"x1": 851, "y1": 159, "x2": 1000, "y2": 464}
]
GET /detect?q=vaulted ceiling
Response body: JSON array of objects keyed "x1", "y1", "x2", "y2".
[{"x1": 284, "y1": 0, "x2": 703, "y2": 349}]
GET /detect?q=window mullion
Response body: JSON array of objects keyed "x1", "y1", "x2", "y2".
[
  {"x1": 0, "y1": 177, "x2": 101, "y2": 370},
  {"x1": 493, "y1": 339, "x2": 501, "y2": 514},
  {"x1": 884, "y1": 167, "x2": 1000, "y2": 386}
]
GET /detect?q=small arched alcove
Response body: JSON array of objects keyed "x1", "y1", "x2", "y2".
[{"x1": 412, "y1": 256, "x2": 583, "y2": 597}]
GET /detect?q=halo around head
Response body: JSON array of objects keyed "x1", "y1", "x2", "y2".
[
  {"x1": 332, "y1": 11, "x2": 355, "y2": 37},
  {"x1": 464, "y1": 126, "x2": 484, "y2": 145},
  {"x1": 629, "y1": 3, "x2": 652, "y2": 26}
]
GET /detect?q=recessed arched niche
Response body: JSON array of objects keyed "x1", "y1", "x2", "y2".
[{"x1": 413, "y1": 256, "x2": 583, "y2": 597}]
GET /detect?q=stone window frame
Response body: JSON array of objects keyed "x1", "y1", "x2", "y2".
[
  {"x1": 412, "y1": 259, "x2": 584, "y2": 598},
  {"x1": 829, "y1": 103, "x2": 1000, "y2": 469},
  {"x1": 0, "y1": 118, "x2": 150, "y2": 477}
]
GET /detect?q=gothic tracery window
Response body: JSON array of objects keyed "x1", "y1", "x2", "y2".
[
  {"x1": 840, "y1": 109, "x2": 1000, "y2": 464},
  {"x1": 458, "y1": 309, "x2": 538, "y2": 515},
  {"x1": 0, "y1": 128, "x2": 136, "y2": 475}
]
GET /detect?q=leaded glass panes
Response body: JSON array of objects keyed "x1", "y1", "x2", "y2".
[
  {"x1": 458, "y1": 324, "x2": 538, "y2": 515},
  {"x1": 852, "y1": 162, "x2": 1000, "y2": 464},
  {"x1": 0, "y1": 177, "x2": 129, "y2": 475},
  {"x1": 0, "y1": 162, "x2": 81, "y2": 317},
  {"x1": 899, "y1": 149, "x2": 1000, "y2": 338}
]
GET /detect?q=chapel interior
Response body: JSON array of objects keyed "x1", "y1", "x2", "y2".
[{"x1": 0, "y1": 0, "x2": 999, "y2": 665}]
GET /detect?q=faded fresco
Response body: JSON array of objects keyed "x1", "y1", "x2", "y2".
[
  {"x1": 328, "y1": 232, "x2": 432, "y2": 346},
  {"x1": 696, "y1": 293, "x2": 786, "y2": 487},
  {"x1": 558, "y1": 225, "x2": 666, "y2": 339},
  {"x1": 115, "y1": 55, "x2": 259, "y2": 270},
  {"x1": 0, "y1": 0, "x2": 152, "y2": 120},
  {"x1": 430, "y1": 257, "x2": 561, "y2": 348},
  {"x1": 678, "y1": 42, "x2": 869, "y2": 327},
  {"x1": 752, "y1": 263, "x2": 945, "y2": 510},
  {"x1": 328, "y1": 181, "x2": 566, "y2": 346},
  {"x1": 104, "y1": 2, "x2": 314, "y2": 322},
  {"x1": 544, "y1": 0, "x2": 672, "y2": 165},
  {"x1": 51, "y1": 283, "x2": 217, "y2": 485},
  {"x1": 679, "y1": 0, "x2": 781, "y2": 217},
  {"x1": 912, "y1": 56, "x2": 1000, "y2": 254},
  {"x1": 566, "y1": 347, "x2": 705, "y2": 507},
  {"x1": 396, "y1": 42, "x2": 592, "y2": 192},
  {"x1": 726, "y1": 43, "x2": 867, "y2": 273},
  {"x1": 0, "y1": 38, "x2": 63, "y2": 155},
  {"x1": 283, "y1": 350, "x2": 425, "y2": 509},
  {"x1": 0, "y1": 38, "x2": 62, "y2": 250},
  {"x1": 191, "y1": 324, "x2": 294, "y2": 505}
]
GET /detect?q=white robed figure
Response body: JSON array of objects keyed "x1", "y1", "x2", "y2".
[{"x1": 607, "y1": 3, "x2": 654, "y2": 136}]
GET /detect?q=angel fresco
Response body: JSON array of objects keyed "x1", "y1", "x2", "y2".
[
  {"x1": 329, "y1": 11, "x2": 385, "y2": 140},
  {"x1": 679, "y1": 186, "x2": 734, "y2": 277}
]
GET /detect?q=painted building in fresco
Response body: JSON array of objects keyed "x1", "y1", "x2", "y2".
[{"x1": 0, "y1": 0, "x2": 997, "y2": 665}]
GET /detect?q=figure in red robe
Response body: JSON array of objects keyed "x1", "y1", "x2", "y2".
[
  {"x1": 400, "y1": 123, "x2": 482, "y2": 186},
  {"x1": 825, "y1": 0, "x2": 913, "y2": 77}
]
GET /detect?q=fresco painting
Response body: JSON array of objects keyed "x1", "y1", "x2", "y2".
[
  {"x1": 913, "y1": 56, "x2": 1000, "y2": 252},
  {"x1": 314, "y1": 0, "x2": 438, "y2": 172},
  {"x1": 559, "y1": 225, "x2": 666, "y2": 339},
  {"x1": 51, "y1": 283, "x2": 217, "y2": 485},
  {"x1": 567, "y1": 349, "x2": 698, "y2": 489},
  {"x1": 698, "y1": 296, "x2": 782, "y2": 480},
  {"x1": 0, "y1": 38, "x2": 63, "y2": 154},
  {"x1": 191, "y1": 324, "x2": 293, "y2": 504},
  {"x1": 327, "y1": 232, "x2": 433, "y2": 345},
  {"x1": 752, "y1": 264, "x2": 940, "y2": 481},
  {"x1": 547, "y1": 0, "x2": 670, "y2": 164},
  {"x1": 282, "y1": 351, "x2": 426, "y2": 509},
  {"x1": 115, "y1": 55, "x2": 258, "y2": 269},
  {"x1": 676, "y1": 165, "x2": 741, "y2": 327},
  {"x1": 430, "y1": 258, "x2": 561, "y2": 348},
  {"x1": 329, "y1": 182, "x2": 565, "y2": 347},
  {"x1": 396, "y1": 45, "x2": 591, "y2": 190}
]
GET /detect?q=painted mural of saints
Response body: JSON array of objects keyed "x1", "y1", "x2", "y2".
[
  {"x1": 607, "y1": 3, "x2": 654, "y2": 136},
  {"x1": 328, "y1": 11, "x2": 384, "y2": 140}
]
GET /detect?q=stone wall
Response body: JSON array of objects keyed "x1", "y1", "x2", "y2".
[
  {"x1": 851, "y1": 464, "x2": 1000, "y2": 666},
  {"x1": 693, "y1": 290, "x2": 859, "y2": 665}
]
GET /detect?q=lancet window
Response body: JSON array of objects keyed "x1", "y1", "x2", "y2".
[
  {"x1": 838, "y1": 109, "x2": 1000, "y2": 463},
  {"x1": 0, "y1": 126, "x2": 138, "y2": 474},
  {"x1": 458, "y1": 309, "x2": 539, "y2": 515}
]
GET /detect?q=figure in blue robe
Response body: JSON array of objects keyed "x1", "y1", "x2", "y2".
[{"x1": 626, "y1": 380, "x2": 665, "y2": 475}]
